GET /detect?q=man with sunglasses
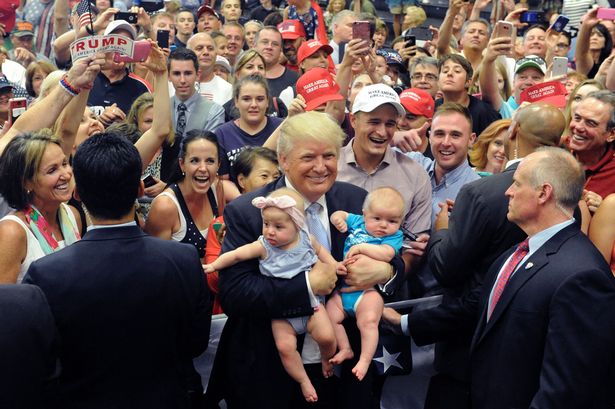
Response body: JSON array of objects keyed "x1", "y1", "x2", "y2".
[{"x1": 481, "y1": 33, "x2": 547, "y2": 119}]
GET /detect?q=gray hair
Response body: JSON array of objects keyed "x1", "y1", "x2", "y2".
[
  {"x1": 409, "y1": 56, "x2": 438, "y2": 76},
  {"x1": 332, "y1": 10, "x2": 358, "y2": 26},
  {"x1": 461, "y1": 18, "x2": 491, "y2": 38},
  {"x1": 585, "y1": 90, "x2": 615, "y2": 130},
  {"x1": 528, "y1": 147, "x2": 585, "y2": 212}
]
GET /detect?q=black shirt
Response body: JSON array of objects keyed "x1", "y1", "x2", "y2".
[
  {"x1": 435, "y1": 94, "x2": 501, "y2": 136},
  {"x1": 87, "y1": 69, "x2": 151, "y2": 115}
]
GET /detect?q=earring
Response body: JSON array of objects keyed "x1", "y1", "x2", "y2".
[{"x1": 26, "y1": 189, "x2": 31, "y2": 195}]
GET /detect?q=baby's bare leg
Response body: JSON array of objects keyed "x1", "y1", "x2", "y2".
[
  {"x1": 307, "y1": 305, "x2": 337, "y2": 378},
  {"x1": 325, "y1": 292, "x2": 354, "y2": 365},
  {"x1": 352, "y1": 290, "x2": 384, "y2": 381},
  {"x1": 271, "y1": 319, "x2": 318, "y2": 402}
]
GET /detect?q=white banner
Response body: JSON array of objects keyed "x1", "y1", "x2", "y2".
[{"x1": 69, "y1": 35, "x2": 135, "y2": 61}]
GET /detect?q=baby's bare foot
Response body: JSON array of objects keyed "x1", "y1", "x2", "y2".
[
  {"x1": 300, "y1": 380, "x2": 318, "y2": 402},
  {"x1": 322, "y1": 358, "x2": 334, "y2": 378},
  {"x1": 352, "y1": 358, "x2": 371, "y2": 381},
  {"x1": 328, "y1": 348, "x2": 354, "y2": 365}
]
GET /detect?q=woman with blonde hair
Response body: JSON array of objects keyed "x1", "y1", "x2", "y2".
[
  {"x1": 469, "y1": 119, "x2": 511, "y2": 177},
  {"x1": 471, "y1": 59, "x2": 511, "y2": 101}
]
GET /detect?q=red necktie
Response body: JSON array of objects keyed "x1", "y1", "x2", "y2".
[{"x1": 488, "y1": 238, "x2": 530, "y2": 321}]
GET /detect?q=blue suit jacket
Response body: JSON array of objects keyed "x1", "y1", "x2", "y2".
[
  {"x1": 23, "y1": 225, "x2": 211, "y2": 409},
  {"x1": 470, "y1": 224, "x2": 615, "y2": 409}
]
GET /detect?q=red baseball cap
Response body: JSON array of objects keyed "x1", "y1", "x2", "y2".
[
  {"x1": 297, "y1": 68, "x2": 344, "y2": 111},
  {"x1": 196, "y1": 4, "x2": 220, "y2": 21},
  {"x1": 0, "y1": 0, "x2": 18, "y2": 35},
  {"x1": 519, "y1": 80, "x2": 567, "y2": 108},
  {"x1": 277, "y1": 19, "x2": 306, "y2": 40},
  {"x1": 399, "y1": 88, "x2": 435, "y2": 119},
  {"x1": 297, "y1": 39, "x2": 333, "y2": 65}
]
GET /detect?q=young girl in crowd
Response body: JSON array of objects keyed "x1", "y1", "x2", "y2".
[
  {"x1": 327, "y1": 187, "x2": 405, "y2": 381},
  {"x1": 203, "y1": 188, "x2": 337, "y2": 402}
]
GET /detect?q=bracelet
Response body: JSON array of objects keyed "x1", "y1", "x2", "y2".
[{"x1": 59, "y1": 76, "x2": 80, "y2": 96}]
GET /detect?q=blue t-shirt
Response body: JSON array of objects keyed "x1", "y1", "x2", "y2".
[{"x1": 343, "y1": 213, "x2": 403, "y2": 257}]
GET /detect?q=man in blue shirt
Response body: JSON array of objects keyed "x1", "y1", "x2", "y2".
[{"x1": 405, "y1": 102, "x2": 480, "y2": 227}]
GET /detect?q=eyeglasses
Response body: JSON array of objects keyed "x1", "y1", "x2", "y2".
[{"x1": 411, "y1": 73, "x2": 438, "y2": 81}]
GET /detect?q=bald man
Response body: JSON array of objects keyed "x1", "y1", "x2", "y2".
[
  {"x1": 384, "y1": 103, "x2": 569, "y2": 409},
  {"x1": 187, "y1": 32, "x2": 232, "y2": 105}
]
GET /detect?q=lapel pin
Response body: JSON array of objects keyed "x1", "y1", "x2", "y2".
[{"x1": 525, "y1": 262, "x2": 534, "y2": 269}]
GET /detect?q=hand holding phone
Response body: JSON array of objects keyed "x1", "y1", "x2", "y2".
[
  {"x1": 115, "y1": 11, "x2": 138, "y2": 24},
  {"x1": 597, "y1": 7, "x2": 615, "y2": 20},
  {"x1": 550, "y1": 15, "x2": 569, "y2": 32},
  {"x1": 404, "y1": 34, "x2": 416, "y2": 56},
  {"x1": 551, "y1": 56, "x2": 568, "y2": 78},
  {"x1": 8, "y1": 98, "x2": 27, "y2": 127},
  {"x1": 352, "y1": 21, "x2": 372, "y2": 51},
  {"x1": 113, "y1": 40, "x2": 152, "y2": 63},
  {"x1": 520, "y1": 10, "x2": 544, "y2": 24},
  {"x1": 156, "y1": 29, "x2": 170, "y2": 49}
]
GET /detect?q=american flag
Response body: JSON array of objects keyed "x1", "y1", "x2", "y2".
[{"x1": 75, "y1": 0, "x2": 95, "y2": 30}]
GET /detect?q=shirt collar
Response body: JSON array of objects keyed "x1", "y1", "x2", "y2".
[
  {"x1": 428, "y1": 159, "x2": 472, "y2": 187},
  {"x1": 87, "y1": 221, "x2": 137, "y2": 231},
  {"x1": 342, "y1": 138, "x2": 392, "y2": 169},
  {"x1": 284, "y1": 176, "x2": 327, "y2": 210},
  {"x1": 528, "y1": 218, "x2": 575, "y2": 253},
  {"x1": 173, "y1": 90, "x2": 200, "y2": 111}
]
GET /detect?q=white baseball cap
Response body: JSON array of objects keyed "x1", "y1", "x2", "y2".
[
  {"x1": 351, "y1": 83, "x2": 405, "y2": 116},
  {"x1": 104, "y1": 20, "x2": 137, "y2": 40}
]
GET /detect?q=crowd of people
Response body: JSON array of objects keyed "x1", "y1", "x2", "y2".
[{"x1": 0, "y1": 0, "x2": 615, "y2": 408}]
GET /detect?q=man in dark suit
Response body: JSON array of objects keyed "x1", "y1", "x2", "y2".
[
  {"x1": 206, "y1": 112, "x2": 407, "y2": 409},
  {"x1": 383, "y1": 102, "x2": 568, "y2": 408},
  {"x1": 23, "y1": 133, "x2": 211, "y2": 408},
  {"x1": 0, "y1": 284, "x2": 57, "y2": 409},
  {"x1": 471, "y1": 147, "x2": 615, "y2": 408}
]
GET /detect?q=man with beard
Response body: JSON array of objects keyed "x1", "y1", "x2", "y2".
[{"x1": 278, "y1": 19, "x2": 306, "y2": 72}]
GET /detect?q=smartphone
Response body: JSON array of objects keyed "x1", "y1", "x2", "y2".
[
  {"x1": 142, "y1": 174, "x2": 157, "y2": 188},
  {"x1": 410, "y1": 26, "x2": 433, "y2": 41},
  {"x1": 352, "y1": 21, "x2": 371, "y2": 45},
  {"x1": 115, "y1": 11, "x2": 138, "y2": 24},
  {"x1": 113, "y1": 40, "x2": 152, "y2": 63},
  {"x1": 493, "y1": 21, "x2": 515, "y2": 56},
  {"x1": 550, "y1": 15, "x2": 569, "y2": 32},
  {"x1": 597, "y1": 7, "x2": 615, "y2": 20},
  {"x1": 404, "y1": 34, "x2": 416, "y2": 56},
  {"x1": 8, "y1": 98, "x2": 27, "y2": 127},
  {"x1": 493, "y1": 20, "x2": 514, "y2": 39},
  {"x1": 156, "y1": 29, "x2": 170, "y2": 49},
  {"x1": 551, "y1": 56, "x2": 568, "y2": 78},
  {"x1": 401, "y1": 226, "x2": 418, "y2": 242},
  {"x1": 520, "y1": 10, "x2": 544, "y2": 24}
]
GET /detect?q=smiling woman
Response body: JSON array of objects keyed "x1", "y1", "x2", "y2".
[
  {"x1": 145, "y1": 130, "x2": 239, "y2": 257},
  {"x1": 0, "y1": 132, "x2": 81, "y2": 283}
]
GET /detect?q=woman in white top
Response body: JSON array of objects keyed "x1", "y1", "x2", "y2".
[{"x1": 0, "y1": 132, "x2": 81, "y2": 283}]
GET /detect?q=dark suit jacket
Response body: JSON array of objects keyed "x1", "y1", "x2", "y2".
[
  {"x1": 208, "y1": 178, "x2": 406, "y2": 409},
  {"x1": 23, "y1": 225, "x2": 211, "y2": 409},
  {"x1": 409, "y1": 164, "x2": 525, "y2": 382},
  {"x1": 0, "y1": 284, "x2": 57, "y2": 409},
  {"x1": 470, "y1": 224, "x2": 615, "y2": 409}
]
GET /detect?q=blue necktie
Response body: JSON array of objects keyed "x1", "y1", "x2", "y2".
[{"x1": 306, "y1": 202, "x2": 330, "y2": 251}]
